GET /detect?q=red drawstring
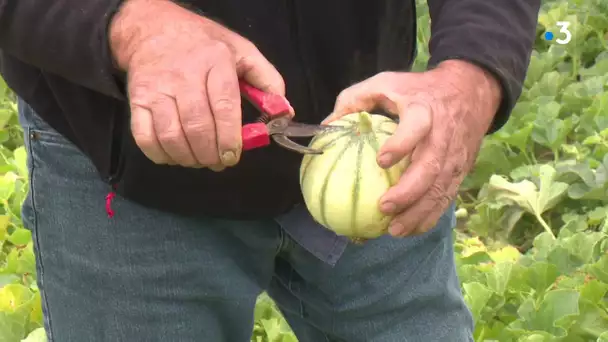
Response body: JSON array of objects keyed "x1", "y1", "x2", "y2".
[{"x1": 105, "y1": 185, "x2": 117, "y2": 218}]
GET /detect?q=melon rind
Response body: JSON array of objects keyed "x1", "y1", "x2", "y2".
[{"x1": 299, "y1": 112, "x2": 408, "y2": 240}]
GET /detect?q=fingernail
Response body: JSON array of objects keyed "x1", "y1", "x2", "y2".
[
  {"x1": 221, "y1": 150, "x2": 238, "y2": 166},
  {"x1": 388, "y1": 221, "x2": 404, "y2": 236},
  {"x1": 380, "y1": 201, "x2": 396, "y2": 213},
  {"x1": 378, "y1": 153, "x2": 392, "y2": 167}
]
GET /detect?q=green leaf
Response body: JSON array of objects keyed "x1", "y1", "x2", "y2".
[
  {"x1": 525, "y1": 262, "x2": 559, "y2": 295},
  {"x1": 486, "y1": 165, "x2": 569, "y2": 238},
  {"x1": 21, "y1": 327, "x2": 46, "y2": 342},
  {"x1": 485, "y1": 262, "x2": 513, "y2": 295},
  {"x1": 514, "y1": 290, "x2": 580, "y2": 337},
  {"x1": 0, "y1": 284, "x2": 38, "y2": 342},
  {"x1": 488, "y1": 165, "x2": 568, "y2": 216},
  {"x1": 587, "y1": 254, "x2": 608, "y2": 283},
  {"x1": 8, "y1": 229, "x2": 32, "y2": 247},
  {"x1": 0, "y1": 172, "x2": 16, "y2": 201},
  {"x1": 11, "y1": 147, "x2": 27, "y2": 179},
  {"x1": 574, "y1": 301, "x2": 608, "y2": 341},
  {"x1": 463, "y1": 282, "x2": 493, "y2": 322}
]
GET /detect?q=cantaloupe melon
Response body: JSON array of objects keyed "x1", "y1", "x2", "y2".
[{"x1": 299, "y1": 112, "x2": 409, "y2": 242}]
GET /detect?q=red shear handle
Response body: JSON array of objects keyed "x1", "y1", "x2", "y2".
[
  {"x1": 238, "y1": 80, "x2": 293, "y2": 118},
  {"x1": 242, "y1": 122, "x2": 270, "y2": 151}
]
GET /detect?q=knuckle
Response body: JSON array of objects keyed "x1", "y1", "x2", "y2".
[
  {"x1": 182, "y1": 120, "x2": 212, "y2": 136},
  {"x1": 239, "y1": 41, "x2": 260, "y2": 55},
  {"x1": 211, "y1": 97, "x2": 237, "y2": 115},
  {"x1": 132, "y1": 133, "x2": 156, "y2": 150},
  {"x1": 429, "y1": 182, "x2": 446, "y2": 198},
  {"x1": 335, "y1": 89, "x2": 352, "y2": 105},
  {"x1": 439, "y1": 193, "x2": 452, "y2": 206},
  {"x1": 375, "y1": 71, "x2": 396, "y2": 81},
  {"x1": 130, "y1": 88, "x2": 174, "y2": 110},
  {"x1": 235, "y1": 54, "x2": 256, "y2": 74},
  {"x1": 424, "y1": 158, "x2": 443, "y2": 176},
  {"x1": 428, "y1": 183, "x2": 452, "y2": 208},
  {"x1": 156, "y1": 130, "x2": 183, "y2": 145},
  {"x1": 129, "y1": 85, "x2": 153, "y2": 106},
  {"x1": 336, "y1": 88, "x2": 348, "y2": 100},
  {"x1": 209, "y1": 40, "x2": 234, "y2": 58}
]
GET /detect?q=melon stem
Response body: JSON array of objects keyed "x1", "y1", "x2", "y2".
[{"x1": 357, "y1": 112, "x2": 373, "y2": 134}]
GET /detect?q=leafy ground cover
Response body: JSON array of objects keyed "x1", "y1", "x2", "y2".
[{"x1": 1, "y1": 0, "x2": 608, "y2": 341}]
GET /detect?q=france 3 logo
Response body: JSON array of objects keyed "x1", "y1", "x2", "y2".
[{"x1": 543, "y1": 21, "x2": 572, "y2": 45}]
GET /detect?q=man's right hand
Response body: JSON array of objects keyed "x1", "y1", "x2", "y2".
[{"x1": 109, "y1": 0, "x2": 285, "y2": 170}]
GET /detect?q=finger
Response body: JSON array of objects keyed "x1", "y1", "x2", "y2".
[
  {"x1": 387, "y1": 165, "x2": 454, "y2": 237},
  {"x1": 207, "y1": 59, "x2": 242, "y2": 167},
  {"x1": 177, "y1": 77, "x2": 222, "y2": 167},
  {"x1": 412, "y1": 195, "x2": 453, "y2": 236},
  {"x1": 150, "y1": 93, "x2": 198, "y2": 167},
  {"x1": 130, "y1": 105, "x2": 173, "y2": 164},
  {"x1": 379, "y1": 131, "x2": 448, "y2": 214},
  {"x1": 176, "y1": 88, "x2": 221, "y2": 166},
  {"x1": 416, "y1": 159, "x2": 468, "y2": 233},
  {"x1": 388, "y1": 191, "x2": 451, "y2": 237},
  {"x1": 389, "y1": 143, "x2": 468, "y2": 237},
  {"x1": 235, "y1": 43, "x2": 286, "y2": 96},
  {"x1": 377, "y1": 103, "x2": 432, "y2": 169}
]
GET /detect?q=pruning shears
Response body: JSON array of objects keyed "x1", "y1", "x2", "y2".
[{"x1": 239, "y1": 80, "x2": 345, "y2": 154}]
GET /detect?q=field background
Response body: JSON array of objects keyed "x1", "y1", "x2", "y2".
[{"x1": 1, "y1": 0, "x2": 608, "y2": 341}]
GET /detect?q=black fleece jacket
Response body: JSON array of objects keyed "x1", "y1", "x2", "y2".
[{"x1": 0, "y1": 0, "x2": 540, "y2": 219}]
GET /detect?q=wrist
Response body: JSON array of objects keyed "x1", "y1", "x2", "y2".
[
  {"x1": 109, "y1": 0, "x2": 145, "y2": 71},
  {"x1": 108, "y1": 0, "x2": 180, "y2": 71},
  {"x1": 435, "y1": 59, "x2": 502, "y2": 113}
]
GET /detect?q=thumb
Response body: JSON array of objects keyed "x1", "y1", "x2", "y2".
[
  {"x1": 233, "y1": 43, "x2": 286, "y2": 96},
  {"x1": 323, "y1": 77, "x2": 401, "y2": 124}
]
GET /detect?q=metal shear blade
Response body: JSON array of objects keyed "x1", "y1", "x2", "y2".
[
  {"x1": 279, "y1": 121, "x2": 349, "y2": 137},
  {"x1": 268, "y1": 118, "x2": 349, "y2": 154},
  {"x1": 271, "y1": 135, "x2": 323, "y2": 154}
]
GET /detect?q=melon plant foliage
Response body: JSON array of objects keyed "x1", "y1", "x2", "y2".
[{"x1": 1, "y1": 0, "x2": 608, "y2": 341}]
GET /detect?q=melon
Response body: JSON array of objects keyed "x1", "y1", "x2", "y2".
[{"x1": 299, "y1": 112, "x2": 409, "y2": 242}]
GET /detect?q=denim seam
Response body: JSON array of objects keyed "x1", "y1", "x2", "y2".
[
  {"x1": 272, "y1": 271, "x2": 334, "y2": 341},
  {"x1": 26, "y1": 127, "x2": 55, "y2": 342},
  {"x1": 326, "y1": 236, "x2": 345, "y2": 266},
  {"x1": 275, "y1": 225, "x2": 286, "y2": 256},
  {"x1": 376, "y1": 235, "x2": 449, "y2": 335},
  {"x1": 286, "y1": 268, "x2": 305, "y2": 319}
]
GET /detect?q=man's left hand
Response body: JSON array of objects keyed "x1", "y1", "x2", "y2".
[{"x1": 324, "y1": 60, "x2": 502, "y2": 237}]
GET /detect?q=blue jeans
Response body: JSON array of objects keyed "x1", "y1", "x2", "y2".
[{"x1": 18, "y1": 99, "x2": 473, "y2": 341}]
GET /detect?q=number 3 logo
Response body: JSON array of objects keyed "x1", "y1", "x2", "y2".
[{"x1": 556, "y1": 21, "x2": 572, "y2": 44}]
